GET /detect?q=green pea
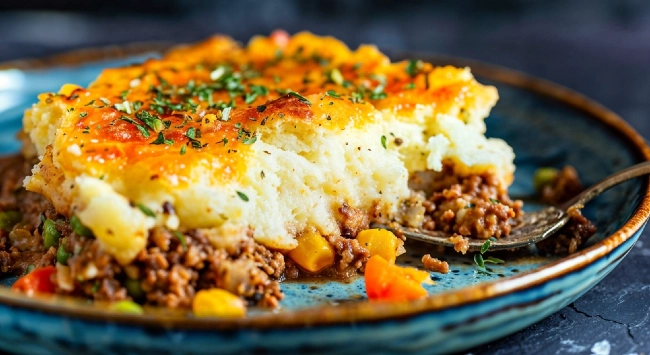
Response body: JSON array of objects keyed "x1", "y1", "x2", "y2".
[
  {"x1": 533, "y1": 167, "x2": 559, "y2": 192},
  {"x1": 0, "y1": 211, "x2": 21, "y2": 231},
  {"x1": 124, "y1": 278, "x2": 144, "y2": 299},
  {"x1": 110, "y1": 300, "x2": 144, "y2": 315},
  {"x1": 43, "y1": 219, "x2": 61, "y2": 249},
  {"x1": 57, "y1": 245, "x2": 71, "y2": 265},
  {"x1": 70, "y1": 215, "x2": 93, "y2": 237}
]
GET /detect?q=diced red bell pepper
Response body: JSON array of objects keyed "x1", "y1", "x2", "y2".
[{"x1": 11, "y1": 266, "x2": 56, "y2": 296}]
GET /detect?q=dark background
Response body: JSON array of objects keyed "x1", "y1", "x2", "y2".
[{"x1": 1, "y1": 0, "x2": 649, "y2": 353}]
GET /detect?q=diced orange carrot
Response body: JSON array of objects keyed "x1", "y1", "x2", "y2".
[{"x1": 364, "y1": 255, "x2": 431, "y2": 301}]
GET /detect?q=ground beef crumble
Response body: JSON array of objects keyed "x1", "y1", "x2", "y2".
[
  {"x1": 448, "y1": 233, "x2": 470, "y2": 255},
  {"x1": 539, "y1": 166, "x2": 584, "y2": 205},
  {"x1": 412, "y1": 164, "x2": 523, "y2": 240},
  {"x1": 422, "y1": 254, "x2": 449, "y2": 273},
  {"x1": 535, "y1": 166, "x2": 597, "y2": 255}
]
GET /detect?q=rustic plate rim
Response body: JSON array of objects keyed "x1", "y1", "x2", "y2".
[{"x1": 0, "y1": 43, "x2": 648, "y2": 330}]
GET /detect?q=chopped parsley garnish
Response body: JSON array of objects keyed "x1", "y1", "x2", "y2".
[
  {"x1": 490, "y1": 198, "x2": 500, "y2": 204},
  {"x1": 79, "y1": 112, "x2": 87, "y2": 118},
  {"x1": 288, "y1": 91, "x2": 311, "y2": 106},
  {"x1": 173, "y1": 231, "x2": 188, "y2": 250},
  {"x1": 381, "y1": 135, "x2": 387, "y2": 149},
  {"x1": 151, "y1": 132, "x2": 174, "y2": 145},
  {"x1": 114, "y1": 101, "x2": 133, "y2": 114},
  {"x1": 329, "y1": 68, "x2": 344, "y2": 85},
  {"x1": 245, "y1": 85, "x2": 269, "y2": 104},
  {"x1": 84, "y1": 99, "x2": 96, "y2": 107},
  {"x1": 210, "y1": 66, "x2": 227, "y2": 81},
  {"x1": 180, "y1": 145, "x2": 187, "y2": 155},
  {"x1": 221, "y1": 107, "x2": 232, "y2": 121},
  {"x1": 406, "y1": 59, "x2": 424, "y2": 77},
  {"x1": 136, "y1": 203, "x2": 155, "y2": 217},
  {"x1": 120, "y1": 89, "x2": 130, "y2": 101},
  {"x1": 99, "y1": 97, "x2": 111, "y2": 106},
  {"x1": 135, "y1": 110, "x2": 164, "y2": 132},
  {"x1": 236, "y1": 191, "x2": 249, "y2": 202},
  {"x1": 325, "y1": 90, "x2": 340, "y2": 98},
  {"x1": 185, "y1": 127, "x2": 202, "y2": 149},
  {"x1": 186, "y1": 127, "x2": 196, "y2": 139},
  {"x1": 120, "y1": 115, "x2": 150, "y2": 138},
  {"x1": 466, "y1": 203, "x2": 475, "y2": 209},
  {"x1": 242, "y1": 135, "x2": 257, "y2": 145},
  {"x1": 257, "y1": 105, "x2": 267, "y2": 113},
  {"x1": 403, "y1": 82, "x2": 416, "y2": 90}
]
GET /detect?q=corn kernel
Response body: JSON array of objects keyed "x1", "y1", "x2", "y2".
[
  {"x1": 192, "y1": 288, "x2": 246, "y2": 318},
  {"x1": 288, "y1": 232, "x2": 336, "y2": 273},
  {"x1": 356, "y1": 229, "x2": 399, "y2": 264}
]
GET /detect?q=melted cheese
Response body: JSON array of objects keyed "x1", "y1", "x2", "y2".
[{"x1": 23, "y1": 31, "x2": 512, "y2": 264}]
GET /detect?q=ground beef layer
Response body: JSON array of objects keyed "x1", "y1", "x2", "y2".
[
  {"x1": 1, "y1": 155, "x2": 597, "y2": 309},
  {"x1": 409, "y1": 163, "x2": 524, "y2": 240}
]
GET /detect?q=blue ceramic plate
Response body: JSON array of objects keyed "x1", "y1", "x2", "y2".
[{"x1": 0, "y1": 46, "x2": 648, "y2": 355}]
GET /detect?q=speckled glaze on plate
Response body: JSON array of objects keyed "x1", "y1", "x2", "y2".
[{"x1": 0, "y1": 45, "x2": 648, "y2": 355}]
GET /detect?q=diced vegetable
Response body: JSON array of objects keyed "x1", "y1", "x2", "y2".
[
  {"x1": 364, "y1": 255, "x2": 432, "y2": 302},
  {"x1": 356, "y1": 229, "x2": 400, "y2": 264},
  {"x1": 124, "y1": 278, "x2": 144, "y2": 299},
  {"x1": 56, "y1": 245, "x2": 71, "y2": 265},
  {"x1": 288, "y1": 231, "x2": 335, "y2": 273},
  {"x1": 192, "y1": 288, "x2": 246, "y2": 318},
  {"x1": 42, "y1": 219, "x2": 61, "y2": 249},
  {"x1": 11, "y1": 266, "x2": 56, "y2": 296},
  {"x1": 110, "y1": 300, "x2": 144, "y2": 315},
  {"x1": 0, "y1": 211, "x2": 21, "y2": 231},
  {"x1": 533, "y1": 167, "x2": 559, "y2": 192},
  {"x1": 70, "y1": 215, "x2": 93, "y2": 237}
]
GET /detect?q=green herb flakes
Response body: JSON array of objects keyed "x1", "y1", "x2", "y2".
[
  {"x1": 173, "y1": 231, "x2": 188, "y2": 250},
  {"x1": 381, "y1": 135, "x2": 387, "y2": 149},
  {"x1": 236, "y1": 191, "x2": 249, "y2": 202},
  {"x1": 221, "y1": 107, "x2": 232, "y2": 121},
  {"x1": 406, "y1": 59, "x2": 424, "y2": 77},
  {"x1": 136, "y1": 204, "x2": 156, "y2": 218},
  {"x1": 325, "y1": 90, "x2": 340, "y2": 98},
  {"x1": 288, "y1": 92, "x2": 311, "y2": 106},
  {"x1": 151, "y1": 132, "x2": 174, "y2": 145}
]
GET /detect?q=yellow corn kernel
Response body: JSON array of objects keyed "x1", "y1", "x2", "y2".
[
  {"x1": 356, "y1": 229, "x2": 399, "y2": 264},
  {"x1": 192, "y1": 288, "x2": 246, "y2": 318},
  {"x1": 288, "y1": 232, "x2": 336, "y2": 273}
]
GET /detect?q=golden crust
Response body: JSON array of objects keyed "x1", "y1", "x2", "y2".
[
  {"x1": 22, "y1": 31, "x2": 507, "y2": 263},
  {"x1": 30, "y1": 31, "x2": 497, "y2": 185}
]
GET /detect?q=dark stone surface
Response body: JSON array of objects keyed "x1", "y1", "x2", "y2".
[{"x1": 0, "y1": 1, "x2": 649, "y2": 353}]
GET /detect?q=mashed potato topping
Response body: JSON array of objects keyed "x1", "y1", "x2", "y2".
[{"x1": 22, "y1": 31, "x2": 513, "y2": 265}]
